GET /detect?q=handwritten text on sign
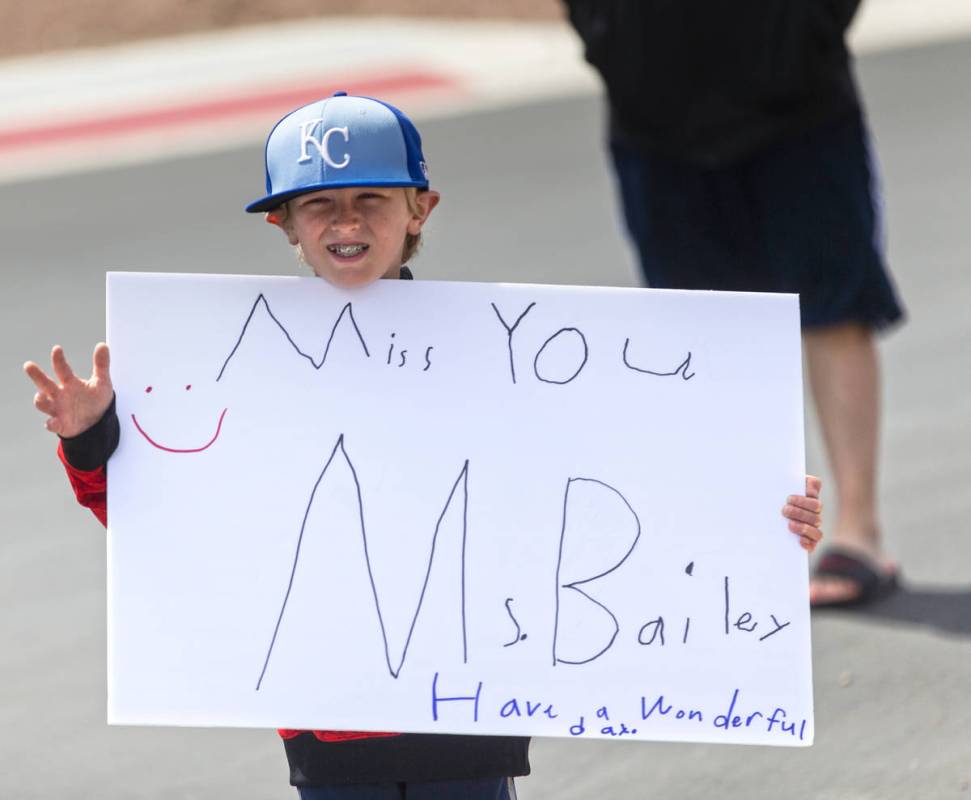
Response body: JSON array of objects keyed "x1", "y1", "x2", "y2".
[{"x1": 106, "y1": 272, "x2": 811, "y2": 746}]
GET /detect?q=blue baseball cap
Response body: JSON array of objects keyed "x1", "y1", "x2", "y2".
[{"x1": 246, "y1": 92, "x2": 429, "y2": 213}]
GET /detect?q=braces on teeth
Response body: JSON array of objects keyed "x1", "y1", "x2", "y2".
[{"x1": 331, "y1": 244, "x2": 367, "y2": 256}]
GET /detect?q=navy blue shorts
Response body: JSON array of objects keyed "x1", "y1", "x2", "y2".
[
  {"x1": 609, "y1": 108, "x2": 905, "y2": 331},
  {"x1": 298, "y1": 777, "x2": 516, "y2": 800}
]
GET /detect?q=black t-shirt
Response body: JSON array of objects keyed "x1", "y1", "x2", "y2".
[{"x1": 565, "y1": 0, "x2": 862, "y2": 165}]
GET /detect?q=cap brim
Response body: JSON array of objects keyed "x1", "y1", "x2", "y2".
[{"x1": 245, "y1": 178, "x2": 429, "y2": 213}]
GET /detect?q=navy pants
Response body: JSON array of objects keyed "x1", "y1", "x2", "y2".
[
  {"x1": 298, "y1": 777, "x2": 516, "y2": 800},
  {"x1": 609, "y1": 108, "x2": 904, "y2": 331}
]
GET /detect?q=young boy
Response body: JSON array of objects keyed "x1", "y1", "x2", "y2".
[{"x1": 24, "y1": 92, "x2": 824, "y2": 799}]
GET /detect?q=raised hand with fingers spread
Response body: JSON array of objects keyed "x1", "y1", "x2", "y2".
[{"x1": 24, "y1": 343, "x2": 113, "y2": 438}]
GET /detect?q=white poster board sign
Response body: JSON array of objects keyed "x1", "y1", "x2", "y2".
[{"x1": 106, "y1": 272, "x2": 812, "y2": 746}]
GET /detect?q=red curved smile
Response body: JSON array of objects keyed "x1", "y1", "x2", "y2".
[{"x1": 131, "y1": 409, "x2": 228, "y2": 453}]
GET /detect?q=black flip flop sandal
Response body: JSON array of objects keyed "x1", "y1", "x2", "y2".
[{"x1": 811, "y1": 546, "x2": 899, "y2": 609}]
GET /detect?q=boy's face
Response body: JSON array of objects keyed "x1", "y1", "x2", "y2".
[{"x1": 275, "y1": 187, "x2": 439, "y2": 288}]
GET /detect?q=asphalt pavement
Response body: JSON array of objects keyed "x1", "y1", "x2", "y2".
[{"x1": 1, "y1": 34, "x2": 970, "y2": 800}]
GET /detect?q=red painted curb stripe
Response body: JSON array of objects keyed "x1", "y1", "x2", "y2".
[{"x1": 0, "y1": 71, "x2": 456, "y2": 153}]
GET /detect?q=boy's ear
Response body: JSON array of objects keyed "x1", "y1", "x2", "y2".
[
  {"x1": 266, "y1": 208, "x2": 299, "y2": 246},
  {"x1": 408, "y1": 190, "x2": 441, "y2": 235}
]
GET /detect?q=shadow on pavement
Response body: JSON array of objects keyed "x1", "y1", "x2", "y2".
[{"x1": 819, "y1": 584, "x2": 971, "y2": 637}]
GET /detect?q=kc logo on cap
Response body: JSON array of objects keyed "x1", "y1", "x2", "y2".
[
  {"x1": 246, "y1": 92, "x2": 430, "y2": 213},
  {"x1": 297, "y1": 121, "x2": 351, "y2": 168}
]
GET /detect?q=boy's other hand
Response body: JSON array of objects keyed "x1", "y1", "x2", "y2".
[
  {"x1": 24, "y1": 343, "x2": 113, "y2": 438},
  {"x1": 783, "y1": 475, "x2": 823, "y2": 553}
]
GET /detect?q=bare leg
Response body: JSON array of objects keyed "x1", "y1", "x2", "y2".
[{"x1": 804, "y1": 322, "x2": 895, "y2": 604}]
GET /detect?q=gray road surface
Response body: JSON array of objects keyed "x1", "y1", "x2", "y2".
[{"x1": 2, "y1": 37, "x2": 970, "y2": 800}]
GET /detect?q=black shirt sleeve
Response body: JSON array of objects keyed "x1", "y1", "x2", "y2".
[{"x1": 59, "y1": 395, "x2": 120, "y2": 471}]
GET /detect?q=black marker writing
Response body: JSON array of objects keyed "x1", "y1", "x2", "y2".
[
  {"x1": 758, "y1": 615, "x2": 791, "y2": 641},
  {"x1": 255, "y1": 436, "x2": 470, "y2": 689},
  {"x1": 552, "y1": 477, "x2": 641, "y2": 666},
  {"x1": 491, "y1": 301, "x2": 536, "y2": 384},
  {"x1": 637, "y1": 617, "x2": 665, "y2": 646},
  {"x1": 217, "y1": 295, "x2": 369, "y2": 381},
  {"x1": 503, "y1": 598, "x2": 527, "y2": 647},
  {"x1": 622, "y1": 339, "x2": 695, "y2": 380},
  {"x1": 724, "y1": 576, "x2": 730, "y2": 635},
  {"x1": 735, "y1": 612, "x2": 757, "y2": 633},
  {"x1": 533, "y1": 328, "x2": 589, "y2": 385}
]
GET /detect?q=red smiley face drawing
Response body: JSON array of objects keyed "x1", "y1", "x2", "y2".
[{"x1": 131, "y1": 383, "x2": 228, "y2": 453}]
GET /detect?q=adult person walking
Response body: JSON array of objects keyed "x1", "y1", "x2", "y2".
[{"x1": 564, "y1": 0, "x2": 901, "y2": 607}]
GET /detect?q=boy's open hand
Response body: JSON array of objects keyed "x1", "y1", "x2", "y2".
[
  {"x1": 24, "y1": 344, "x2": 113, "y2": 438},
  {"x1": 783, "y1": 475, "x2": 823, "y2": 553}
]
